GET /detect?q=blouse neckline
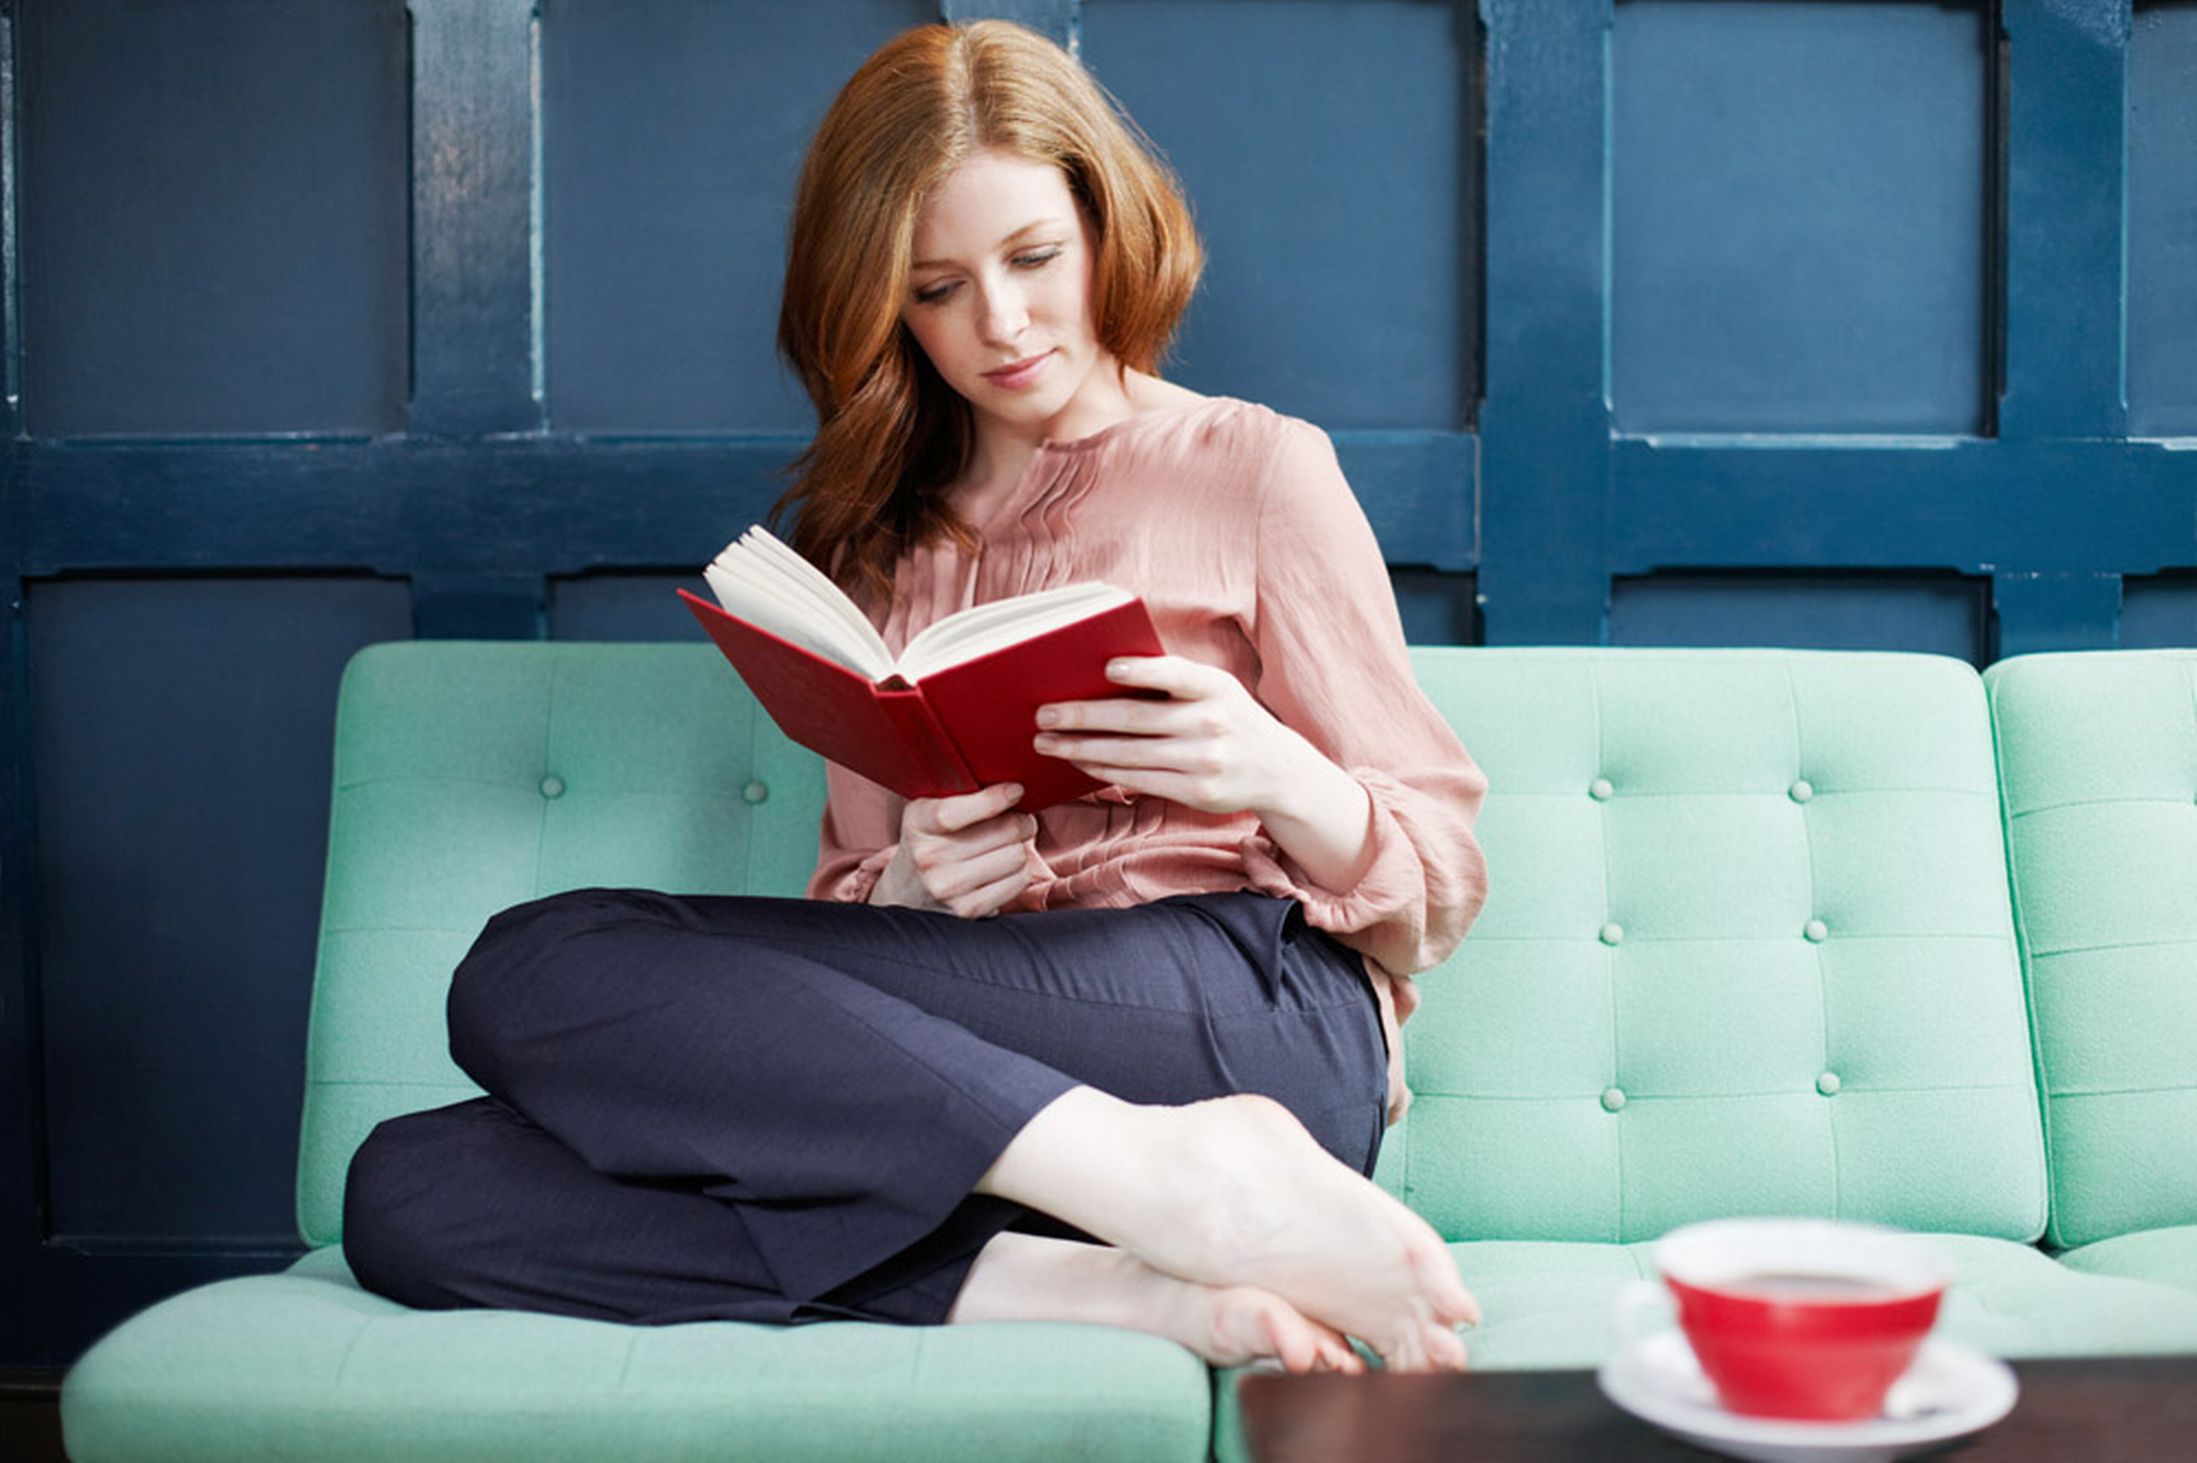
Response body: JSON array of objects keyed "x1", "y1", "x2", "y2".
[
  {"x1": 1028, "y1": 393, "x2": 1228, "y2": 455},
  {"x1": 957, "y1": 394, "x2": 1234, "y2": 535}
]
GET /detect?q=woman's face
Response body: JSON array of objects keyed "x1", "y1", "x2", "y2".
[{"x1": 901, "y1": 149, "x2": 1112, "y2": 439}]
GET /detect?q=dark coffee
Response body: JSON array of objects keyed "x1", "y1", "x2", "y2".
[{"x1": 1724, "y1": 1271, "x2": 1903, "y2": 1301}]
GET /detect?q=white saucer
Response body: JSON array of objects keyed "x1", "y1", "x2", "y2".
[{"x1": 1596, "y1": 1331, "x2": 2018, "y2": 1463}]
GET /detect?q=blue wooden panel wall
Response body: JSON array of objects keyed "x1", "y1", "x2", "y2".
[{"x1": 3, "y1": 0, "x2": 2193, "y2": 1368}]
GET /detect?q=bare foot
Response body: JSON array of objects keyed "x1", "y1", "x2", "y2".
[
  {"x1": 976, "y1": 1089, "x2": 1479, "y2": 1371},
  {"x1": 947, "y1": 1231, "x2": 1365, "y2": 1373}
]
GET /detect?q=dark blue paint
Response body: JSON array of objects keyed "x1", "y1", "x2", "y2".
[
  {"x1": 19, "y1": 0, "x2": 409, "y2": 438},
  {"x1": 1082, "y1": 0, "x2": 1475, "y2": 431},
  {"x1": 0, "y1": 450, "x2": 41, "y2": 1366},
  {"x1": 2000, "y1": 0, "x2": 2128, "y2": 440},
  {"x1": 1610, "y1": 438, "x2": 2194, "y2": 577},
  {"x1": 1391, "y1": 569, "x2": 1480, "y2": 645},
  {"x1": 410, "y1": 570, "x2": 545, "y2": 640},
  {"x1": 944, "y1": 0, "x2": 1074, "y2": 48},
  {"x1": 2127, "y1": 3, "x2": 2197, "y2": 436},
  {"x1": 1613, "y1": 572, "x2": 1988, "y2": 664},
  {"x1": 15, "y1": 432, "x2": 1472, "y2": 578},
  {"x1": 2122, "y1": 570, "x2": 2197, "y2": 647},
  {"x1": 2, "y1": 10, "x2": 21, "y2": 442},
  {"x1": 550, "y1": 571, "x2": 708, "y2": 641},
  {"x1": 1477, "y1": 0, "x2": 1611, "y2": 643},
  {"x1": 30, "y1": 578, "x2": 411, "y2": 1243},
  {"x1": 1991, "y1": 570, "x2": 2125, "y2": 656},
  {"x1": 542, "y1": 0, "x2": 928, "y2": 433},
  {"x1": 1610, "y1": 1, "x2": 1990, "y2": 434},
  {"x1": 411, "y1": 0, "x2": 539, "y2": 437}
]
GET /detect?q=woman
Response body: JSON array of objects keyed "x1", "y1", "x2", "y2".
[{"x1": 345, "y1": 19, "x2": 1489, "y2": 1375}]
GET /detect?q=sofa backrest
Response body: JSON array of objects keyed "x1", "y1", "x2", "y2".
[
  {"x1": 1984, "y1": 650, "x2": 2197, "y2": 1250},
  {"x1": 1378, "y1": 649, "x2": 2048, "y2": 1245},
  {"x1": 294, "y1": 642, "x2": 828, "y2": 1246},
  {"x1": 297, "y1": 641, "x2": 2054, "y2": 1253}
]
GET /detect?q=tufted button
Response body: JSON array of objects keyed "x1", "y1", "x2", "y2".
[
  {"x1": 1589, "y1": 777, "x2": 1615, "y2": 802},
  {"x1": 1816, "y1": 1071, "x2": 1842, "y2": 1097},
  {"x1": 538, "y1": 775, "x2": 565, "y2": 799},
  {"x1": 1599, "y1": 922, "x2": 1626, "y2": 946},
  {"x1": 1803, "y1": 918, "x2": 1829, "y2": 943},
  {"x1": 1789, "y1": 778, "x2": 1815, "y2": 804},
  {"x1": 741, "y1": 780, "x2": 770, "y2": 805},
  {"x1": 1601, "y1": 1086, "x2": 1627, "y2": 1113}
]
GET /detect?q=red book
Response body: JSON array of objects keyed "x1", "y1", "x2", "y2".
[{"x1": 679, "y1": 527, "x2": 1165, "y2": 810}]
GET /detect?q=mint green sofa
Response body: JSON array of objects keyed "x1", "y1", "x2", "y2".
[{"x1": 61, "y1": 644, "x2": 2197, "y2": 1462}]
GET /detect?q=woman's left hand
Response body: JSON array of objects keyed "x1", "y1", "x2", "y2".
[{"x1": 1032, "y1": 655, "x2": 1313, "y2": 817}]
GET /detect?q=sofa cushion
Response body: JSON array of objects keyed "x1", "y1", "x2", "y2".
[
  {"x1": 2057, "y1": 1225, "x2": 2197, "y2": 1294},
  {"x1": 296, "y1": 643, "x2": 828, "y2": 1247},
  {"x1": 1383, "y1": 649, "x2": 2047, "y2": 1243},
  {"x1": 1984, "y1": 650, "x2": 2197, "y2": 1251},
  {"x1": 61, "y1": 1247, "x2": 1211, "y2": 1463}
]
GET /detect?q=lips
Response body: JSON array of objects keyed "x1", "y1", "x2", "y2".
[{"x1": 983, "y1": 350, "x2": 1053, "y2": 386}]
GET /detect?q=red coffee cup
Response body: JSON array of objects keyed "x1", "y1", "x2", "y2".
[{"x1": 1618, "y1": 1218, "x2": 1950, "y2": 1421}]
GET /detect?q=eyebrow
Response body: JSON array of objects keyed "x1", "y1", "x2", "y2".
[{"x1": 911, "y1": 220, "x2": 1068, "y2": 272}]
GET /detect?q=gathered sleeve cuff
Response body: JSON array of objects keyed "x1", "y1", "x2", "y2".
[
  {"x1": 1245, "y1": 417, "x2": 1491, "y2": 975},
  {"x1": 807, "y1": 761, "x2": 906, "y2": 903},
  {"x1": 812, "y1": 842, "x2": 899, "y2": 904},
  {"x1": 1240, "y1": 764, "x2": 1488, "y2": 975}
]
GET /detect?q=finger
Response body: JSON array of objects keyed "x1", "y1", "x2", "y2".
[
  {"x1": 920, "y1": 782, "x2": 1024, "y2": 834},
  {"x1": 1056, "y1": 764, "x2": 1201, "y2": 808},
  {"x1": 917, "y1": 839, "x2": 1031, "y2": 900},
  {"x1": 1100, "y1": 654, "x2": 1231, "y2": 697},
  {"x1": 944, "y1": 866, "x2": 1031, "y2": 919},
  {"x1": 1037, "y1": 732, "x2": 1213, "y2": 774},
  {"x1": 929, "y1": 809, "x2": 1039, "y2": 857},
  {"x1": 1035, "y1": 696, "x2": 1192, "y2": 736}
]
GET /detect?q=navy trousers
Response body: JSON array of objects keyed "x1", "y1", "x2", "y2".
[{"x1": 342, "y1": 886, "x2": 1388, "y2": 1328}]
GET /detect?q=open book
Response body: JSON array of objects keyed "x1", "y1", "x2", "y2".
[{"x1": 678, "y1": 525, "x2": 1163, "y2": 809}]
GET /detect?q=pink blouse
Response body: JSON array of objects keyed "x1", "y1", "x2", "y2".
[{"x1": 809, "y1": 395, "x2": 1488, "y2": 989}]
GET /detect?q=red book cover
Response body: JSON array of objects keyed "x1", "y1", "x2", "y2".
[{"x1": 677, "y1": 588, "x2": 1164, "y2": 810}]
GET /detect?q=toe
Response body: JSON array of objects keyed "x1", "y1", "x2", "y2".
[
  {"x1": 1422, "y1": 1320, "x2": 1470, "y2": 1371},
  {"x1": 1269, "y1": 1313, "x2": 1320, "y2": 1375}
]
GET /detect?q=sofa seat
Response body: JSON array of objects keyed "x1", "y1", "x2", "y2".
[
  {"x1": 62, "y1": 1246, "x2": 1212, "y2": 1463},
  {"x1": 1447, "y1": 1234, "x2": 2197, "y2": 1370},
  {"x1": 2057, "y1": 1225, "x2": 2197, "y2": 1294}
]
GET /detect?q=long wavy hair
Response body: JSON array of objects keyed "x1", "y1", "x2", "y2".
[{"x1": 773, "y1": 20, "x2": 1204, "y2": 604}]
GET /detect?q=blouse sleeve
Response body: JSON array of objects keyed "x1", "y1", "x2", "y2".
[
  {"x1": 807, "y1": 762, "x2": 904, "y2": 903},
  {"x1": 1237, "y1": 417, "x2": 1490, "y2": 975}
]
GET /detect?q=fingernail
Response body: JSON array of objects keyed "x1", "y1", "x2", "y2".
[
  {"x1": 1035, "y1": 707, "x2": 1060, "y2": 727},
  {"x1": 1032, "y1": 734, "x2": 1056, "y2": 750}
]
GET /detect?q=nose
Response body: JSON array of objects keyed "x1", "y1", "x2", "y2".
[{"x1": 977, "y1": 276, "x2": 1028, "y2": 346}]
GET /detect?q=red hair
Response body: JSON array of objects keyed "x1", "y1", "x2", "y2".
[{"x1": 774, "y1": 20, "x2": 1204, "y2": 602}]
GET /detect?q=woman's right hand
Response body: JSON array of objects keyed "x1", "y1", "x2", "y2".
[{"x1": 868, "y1": 783, "x2": 1039, "y2": 917}]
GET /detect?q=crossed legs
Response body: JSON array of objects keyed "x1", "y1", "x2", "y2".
[{"x1": 343, "y1": 887, "x2": 1477, "y2": 1370}]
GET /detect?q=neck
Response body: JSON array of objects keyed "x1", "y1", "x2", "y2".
[{"x1": 961, "y1": 363, "x2": 1143, "y2": 501}]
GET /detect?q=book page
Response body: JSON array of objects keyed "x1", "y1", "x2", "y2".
[
  {"x1": 899, "y1": 582, "x2": 1136, "y2": 681},
  {"x1": 704, "y1": 527, "x2": 896, "y2": 681}
]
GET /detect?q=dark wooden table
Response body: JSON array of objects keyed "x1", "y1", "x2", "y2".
[{"x1": 1240, "y1": 1356, "x2": 2197, "y2": 1462}]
